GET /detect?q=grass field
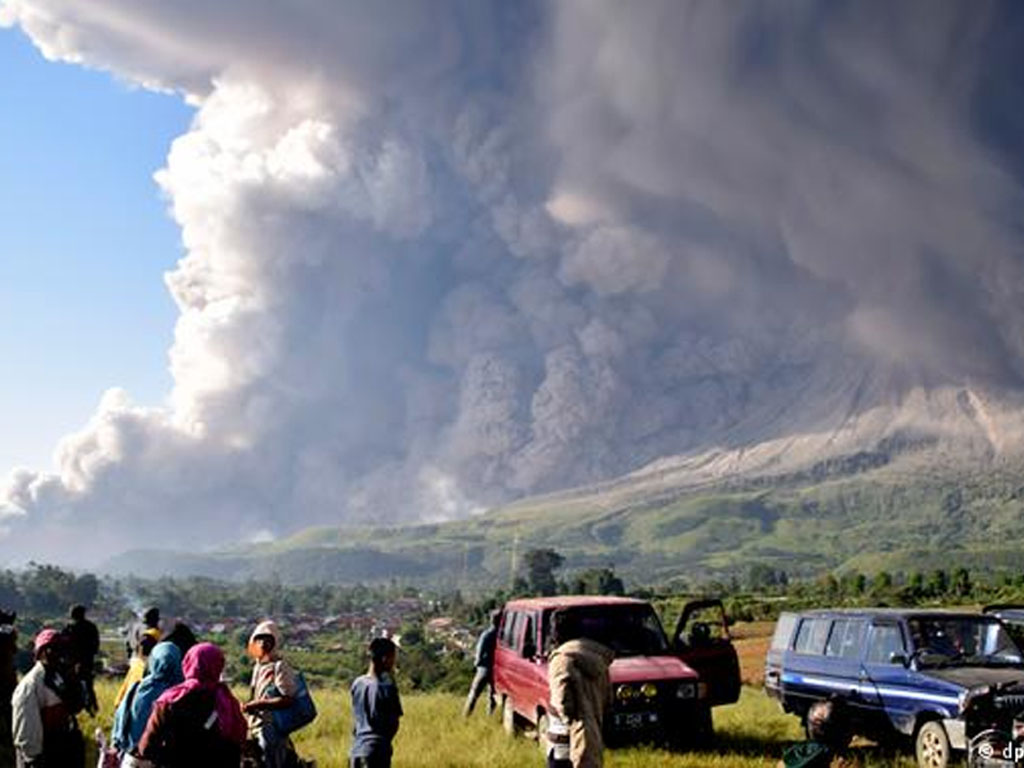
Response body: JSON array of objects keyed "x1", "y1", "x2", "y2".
[{"x1": 69, "y1": 676, "x2": 921, "y2": 768}]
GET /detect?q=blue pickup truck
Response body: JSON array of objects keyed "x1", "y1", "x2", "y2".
[{"x1": 765, "y1": 608, "x2": 1024, "y2": 768}]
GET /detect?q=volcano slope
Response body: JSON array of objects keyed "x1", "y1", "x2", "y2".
[{"x1": 105, "y1": 383, "x2": 1024, "y2": 585}]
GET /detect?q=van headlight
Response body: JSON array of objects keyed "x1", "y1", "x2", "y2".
[
  {"x1": 676, "y1": 682, "x2": 696, "y2": 699},
  {"x1": 640, "y1": 683, "x2": 658, "y2": 699},
  {"x1": 616, "y1": 684, "x2": 637, "y2": 701}
]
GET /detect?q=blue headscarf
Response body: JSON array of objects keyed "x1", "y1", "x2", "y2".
[{"x1": 112, "y1": 641, "x2": 184, "y2": 753}]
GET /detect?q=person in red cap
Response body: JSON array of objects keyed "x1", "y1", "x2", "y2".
[{"x1": 11, "y1": 628, "x2": 85, "y2": 767}]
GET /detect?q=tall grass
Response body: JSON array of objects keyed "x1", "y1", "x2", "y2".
[{"x1": 73, "y1": 679, "x2": 917, "y2": 767}]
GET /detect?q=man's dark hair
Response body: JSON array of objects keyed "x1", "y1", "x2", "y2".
[
  {"x1": 369, "y1": 637, "x2": 397, "y2": 665},
  {"x1": 490, "y1": 609, "x2": 502, "y2": 627},
  {"x1": 551, "y1": 610, "x2": 582, "y2": 648},
  {"x1": 70, "y1": 605, "x2": 86, "y2": 621},
  {"x1": 143, "y1": 607, "x2": 160, "y2": 628},
  {"x1": 0, "y1": 609, "x2": 14, "y2": 626},
  {"x1": 165, "y1": 622, "x2": 197, "y2": 654},
  {"x1": 140, "y1": 634, "x2": 158, "y2": 657}
]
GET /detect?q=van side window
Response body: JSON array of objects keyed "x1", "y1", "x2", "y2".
[
  {"x1": 500, "y1": 611, "x2": 521, "y2": 648},
  {"x1": 825, "y1": 619, "x2": 867, "y2": 659},
  {"x1": 794, "y1": 618, "x2": 831, "y2": 655},
  {"x1": 522, "y1": 614, "x2": 537, "y2": 658},
  {"x1": 771, "y1": 614, "x2": 797, "y2": 651},
  {"x1": 866, "y1": 624, "x2": 905, "y2": 664}
]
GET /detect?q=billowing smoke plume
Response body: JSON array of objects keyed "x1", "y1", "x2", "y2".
[{"x1": 2, "y1": 0, "x2": 1023, "y2": 564}]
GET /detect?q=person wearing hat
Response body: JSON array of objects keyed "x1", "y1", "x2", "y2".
[
  {"x1": 11, "y1": 628, "x2": 85, "y2": 767},
  {"x1": 242, "y1": 620, "x2": 299, "y2": 768},
  {"x1": 349, "y1": 637, "x2": 403, "y2": 768}
]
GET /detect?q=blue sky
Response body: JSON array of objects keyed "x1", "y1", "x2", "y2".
[{"x1": 0, "y1": 26, "x2": 193, "y2": 473}]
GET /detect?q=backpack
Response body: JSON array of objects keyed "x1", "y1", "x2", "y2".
[
  {"x1": 271, "y1": 670, "x2": 317, "y2": 735},
  {"x1": 781, "y1": 742, "x2": 832, "y2": 768}
]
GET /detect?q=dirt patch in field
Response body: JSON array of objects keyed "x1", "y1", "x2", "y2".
[{"x1": 730, "y1": 621, "x2": 774, "y2": 686}]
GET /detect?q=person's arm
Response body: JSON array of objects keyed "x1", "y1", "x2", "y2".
[
  {"x1": 12, "y1": 676, "x2": 44, "y2": 762},
  {"x1": 137, "y1": 700, "x2": 169, "y2": 762},
  {"x1": 242, "y1": 661, "x2": 296, "y2": 713},
  {"x1": 473, "y1": 631, "x2": 487, "y2": 667},
  {"x1": 372, "y1": 683, "x2": 402, "y2": 740},
  {"x1": 548, "y1": 656, "x2": 577, "y2": 721},
  {"x1": 110, "y1": 682, "x2": 135, "y2": 751}
]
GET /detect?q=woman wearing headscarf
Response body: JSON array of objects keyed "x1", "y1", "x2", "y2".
[
  {"x1": 115, "y1": 628, "x2": 162, "y2": 708},
  {"x1": 138, "y1": 642, "x2": 247, "y2": 767},
  {"x1": 111, "y1": 641, "x2": 183, "y2": 767}
]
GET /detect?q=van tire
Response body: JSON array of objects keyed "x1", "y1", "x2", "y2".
[
  {"x1": 501, "y1": 695, "x2": 518, "y2": 737},
  {"x1": 915, "y1": 720, "x2": 950, "y2": 768}
]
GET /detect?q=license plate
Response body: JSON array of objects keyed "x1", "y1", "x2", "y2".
[{"x1": 616, "y1": 712, "x2": 658, "y2": 729}]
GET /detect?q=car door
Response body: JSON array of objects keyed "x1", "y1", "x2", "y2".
[
  {"x1": 518, "y1": 610, "x2": 548, "y2": 724},
  {"x1": 820, "y1": 618, "x2": 871, "y2": 728},
  {"x1": 783, "y1": 616, "x2": 835, "y2": 713},
  {"x1": 494, "y1": 610, "x2": 524, "y2": 704},
  {"x1": 672, "y1": 599, "x2": 741, "y2": 705},
  {"x1": 858, "y1": 620, "x2": 917, "y2": 737}
]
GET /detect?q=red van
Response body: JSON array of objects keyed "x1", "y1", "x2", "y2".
[{"x1": 493, "y1": 596, "x2": 710, "y2": 747}]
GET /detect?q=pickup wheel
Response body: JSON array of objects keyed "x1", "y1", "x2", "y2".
[
  {"x1": 501, "y1": 695, "x2": 518, "y2": 737},
  {"x1": 915, "y1": 720, "x2": 950, "y2": 768}
]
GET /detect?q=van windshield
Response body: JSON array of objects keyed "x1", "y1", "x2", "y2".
[
  {"x1": 907, "y1": 617, "x2": 1023, "y2": 667},
  {"x1": 545, "y1": 605, "x2": 670, "y2": 657}
]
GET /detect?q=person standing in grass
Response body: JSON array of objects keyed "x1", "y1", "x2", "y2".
[
  {"x1": 462, "y1": 610, "x2": 501, "y2": 717},
  {"x1": 115, "y1": 628, "x2": 161, "y2": 709},
  {"x1": 0, "y1": 609, "x2": 18, "y2": 751},
  {"x1": 138, "y1": 642, "x2": 247, "y2": 767},
  {"x1": 65, "y1": 604, "x2": 100, "y2": 716},
  {"x1": 110, "y1": 641, "x2": 184, "y2": 766},
  {"x1": 11, "y1": 629, "x2": 85, "y2": 768},
  {"x1": 242, "y1": 620, "x2": 298, "y2": 768},
  {"x1": 349, "y1": 637, "x2": 403, "y2": 768},
  {"x1": 547, "y1": 611, "x2": 614, "y2": 768}
]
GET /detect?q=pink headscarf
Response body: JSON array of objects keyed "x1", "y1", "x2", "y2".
[
  {"x1": 155, "y1": 642, "x2": 246, "y2": 743},
  {"x1": 33, "y1": 628, "x2": 62, "y2": 656}
]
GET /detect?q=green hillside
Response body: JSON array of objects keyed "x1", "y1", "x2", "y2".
[{"x1": 104, "y1": 460, "x2": 1024, "y2": 586}]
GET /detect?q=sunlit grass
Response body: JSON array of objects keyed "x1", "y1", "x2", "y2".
[{"x1": 71, "y1": 678, "x2": 920, "y2": 767}]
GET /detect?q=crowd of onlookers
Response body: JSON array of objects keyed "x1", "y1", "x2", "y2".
[
  {"x1": 0, "y1": 606, "x2": 403, "y2": 768},
  {"x1": 0, "y1": 604, "x2": 613, "y2": 768}
]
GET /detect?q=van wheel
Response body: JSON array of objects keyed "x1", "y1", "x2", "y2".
[
  {"x1": 501, "y1": 695, "x2": 518, "y2": 736},
  {"x1": 915, "y1": 721, "x2": 950, "y2": 768}
]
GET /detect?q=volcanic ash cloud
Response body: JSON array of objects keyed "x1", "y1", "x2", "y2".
[{"x1": 2, "y1": 0, "x2": 1024, "y2": 563}]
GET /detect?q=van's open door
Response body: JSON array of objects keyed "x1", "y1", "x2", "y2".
[{"x1": 672, "y1": 599, "x2": 741, "y2": 706}]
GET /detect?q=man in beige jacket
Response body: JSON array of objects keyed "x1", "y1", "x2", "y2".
[{"x1": 547, "y1": 611, "x2": 615, "y2": 768}]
